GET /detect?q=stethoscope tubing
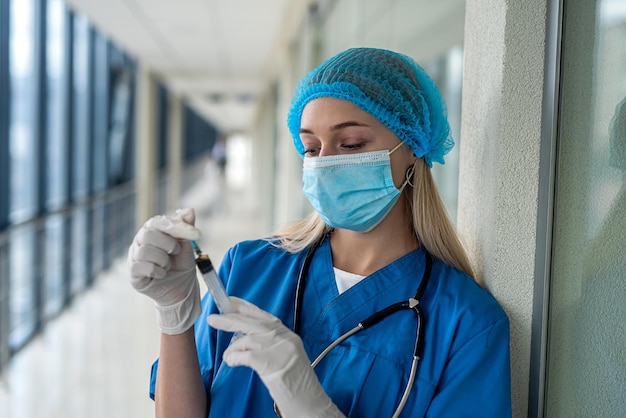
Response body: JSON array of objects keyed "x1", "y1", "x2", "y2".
[{"x1": 286, "y1": 235, "x2": 433, "y2": 418}]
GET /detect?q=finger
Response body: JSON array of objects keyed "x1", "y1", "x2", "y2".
[
  {"x1": 133, "y1": 244, "x2": 172, "y2": 270},
  {"x1": 222, "y1": 347, "x2": 257, "y2": 369},
  {"x1": 207, "y1": 313, "x2": 243, "y2": 332},
  {"x1": 222, "y1": 345, "x2": 278, "y2": 376},
  {"x1": 135, "y1": 228, "x2": 181, "y2": 255},
  {"x1": 231, "y1": 297, "x2": 279, "y2": 322},
  {"x1": 224, "y1": 334, "x2": 263, "y2": 353},
  {"x1": 146, "y1": 214, "x2": 201, "y2": 240},
  {"x1": 207, "y1": 312, "x2": 279, "y2": 335},
  {"x1": 129, "y1": 275, "x2": 152, "y2": 292},
  {"x1": 130, "y1": 261, "x2": 167, "y2": 280}
]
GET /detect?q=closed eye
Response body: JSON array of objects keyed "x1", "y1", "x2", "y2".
[
  {"x1": 342, "y1": 143, "x2": 366, "y2": 151},
  {"x1": 303, "y1": 147, "x2": 320, "y2": 157}
]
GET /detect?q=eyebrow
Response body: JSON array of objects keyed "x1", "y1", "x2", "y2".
[{"x1": 300, "y1": 120, "x2": 371, "y2": 135}]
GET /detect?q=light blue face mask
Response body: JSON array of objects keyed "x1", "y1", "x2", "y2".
[{"x1": 302, "y1": 143, "x2": 408, "y2": 232}]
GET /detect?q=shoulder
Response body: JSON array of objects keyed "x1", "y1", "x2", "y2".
[
  {"x1": 427, "y1": 258, "x2": 509, "y2": 337},
  {"x1": 219, "y1": 238, "x2": 307, "y2": 287},
  {"x1": 421, "y1": 261, "x2": 512, "y2": 417},
  {"x1": 224, "y1": 238, "x2": 301, "y2": 264}
]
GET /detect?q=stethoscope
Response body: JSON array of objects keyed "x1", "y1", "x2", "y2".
[{"x1": 275, "y1": 236, "x2": 433, "y2": 418}]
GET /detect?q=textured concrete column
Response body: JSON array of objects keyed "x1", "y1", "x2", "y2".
[
  {"x1": 167, "y1": 94, "x2": 184, "y2": 210},
  {"x1": 134, "y1": 65, "x2": 157, "y2": 227},
  {"x1": 458, "y1": 1, "x2": 549, "y2": 416}
]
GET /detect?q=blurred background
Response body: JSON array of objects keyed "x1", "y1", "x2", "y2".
[{"x1": 0, "y1": 0, "x2": 625, "y2": 417}]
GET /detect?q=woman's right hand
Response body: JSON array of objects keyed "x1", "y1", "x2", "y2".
[{"x1": 127, "y1": 208, "x2": 203, "y2": 335}]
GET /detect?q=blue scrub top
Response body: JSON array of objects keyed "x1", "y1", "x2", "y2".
[{"x1": 150, "y1": 237, "x2": 512, "y2": 417}]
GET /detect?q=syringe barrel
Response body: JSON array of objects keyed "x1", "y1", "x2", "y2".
[{"x1": 196, "y1": 257, "x2": 235, "y2": 314}]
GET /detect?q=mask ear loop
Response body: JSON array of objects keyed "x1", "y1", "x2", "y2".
[
  {"x1": 388, "y1": 141, "x2": 406, "y2": 155},
  {"x1": 405, "y1": 162, "x2": 416, "y2": 188}
]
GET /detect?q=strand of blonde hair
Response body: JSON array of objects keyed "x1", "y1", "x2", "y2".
[{"x1": 409, "y1": 159, "x2": 477, "y2": 281}]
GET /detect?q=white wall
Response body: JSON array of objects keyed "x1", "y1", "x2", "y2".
[{"x1": 459, "y1": 1, "x2": 549, "y2": 416}]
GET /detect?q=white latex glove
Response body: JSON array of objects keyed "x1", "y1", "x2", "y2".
[
  {"x1": 207, "y1": 297, "x2": 345, "y2": 418},
  {"x1": 127, "y1": 208, "x2": 202, "y2": 335}
]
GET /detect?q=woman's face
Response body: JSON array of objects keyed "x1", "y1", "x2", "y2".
[{"x1": 299, "y1": 97, "x2": 416, "y2": 188}]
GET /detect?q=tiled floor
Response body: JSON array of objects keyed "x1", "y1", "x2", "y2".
[{"x1": 0, "y1": 172, "x2": 267, "y2": 418}]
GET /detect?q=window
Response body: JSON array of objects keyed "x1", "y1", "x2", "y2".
[
  {"x1": 9, "y1": 0, "x2": 38, "y2": 223},
  {"x1": 7, "y1": 0, "x2": 39, "y2": 353},
  {"x1": 429, "y1": 47, "x2": 464, "y2": 223},
  {"x1": 43, "y1": 215, "x2": 66, "y2": 317},
  {"x1": 8, "y1": 226, "x2": 37, "y2": 350},
  {"x1": 108, "y1": 67, "x2": 133, "y2": 185},
  {"x1": 46, "y1": 0, "x2": 69, "y2": 209},
  {"x1": 0, "y1": 0, "x2": 140, "y2": 370},
  {"x1": 545, "y1": 1, "x2": 626, "y2": 415},
  {"x1": 157, "y1": 83, "x2": 169, "y2": 170},
  {"x1": 71, "y1": 13, "x2": 91, "y2": 200},
  {"x1": 92, "y1": 32, "x2": 109, "y2": 193},
  {"x1": 70, "y1": 207, "x2": 88, "y2": 294},
  {"x1": 0, "y1": 0, "x2": 11, "y2": 230}
]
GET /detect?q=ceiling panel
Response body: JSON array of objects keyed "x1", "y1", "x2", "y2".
[{"x1": 65, "y1": 0, "x2": 302, "y2": 132}]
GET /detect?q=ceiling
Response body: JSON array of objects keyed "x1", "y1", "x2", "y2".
[{"x1": 64, "y1": 0, "x2": 312, "y2": 133}]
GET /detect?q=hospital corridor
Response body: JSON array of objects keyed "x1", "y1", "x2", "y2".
[
  {"x1": 0, "y1": 160, "x2": 267, "y2": 418},
  {"x1": 1, "y1": 0, "x2": 626, "y2": 417}
]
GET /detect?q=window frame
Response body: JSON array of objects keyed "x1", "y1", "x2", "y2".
[{"x1": 528, "y1": 0, "x2": 564, "y2": 416}]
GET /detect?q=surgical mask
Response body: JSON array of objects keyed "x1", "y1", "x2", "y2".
[{"x1": 302, "y1": 143, "x2": 408, "y2": 232}]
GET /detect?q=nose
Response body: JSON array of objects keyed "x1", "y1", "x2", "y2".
[
  {"x1": 317, "y1": 144, "x2": 338, "y2": 157},
  {"x1": 318, "y1": 149, "x2": 331, "y2": 157}
]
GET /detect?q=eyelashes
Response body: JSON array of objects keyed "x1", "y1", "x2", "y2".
[{"x1": 302, "y1": 142, "x2": 367, "y2": 157}]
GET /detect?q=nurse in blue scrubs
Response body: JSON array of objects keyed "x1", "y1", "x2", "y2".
[{"x1": 128, "y1": 47, "x2": 512, "y2": 418}]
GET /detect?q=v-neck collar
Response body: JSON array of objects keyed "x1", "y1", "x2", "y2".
[{"x1": 300, "y1": 237, "x2": 428, "y2": 342}]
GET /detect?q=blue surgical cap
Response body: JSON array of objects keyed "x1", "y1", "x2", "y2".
[{"x1": 286, "y1": 47, "x2": 454, "y2": 167}]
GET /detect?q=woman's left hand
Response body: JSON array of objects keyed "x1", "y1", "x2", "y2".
[{"x1": 207, "y1": 297, "x2": 345, "y2": 418}]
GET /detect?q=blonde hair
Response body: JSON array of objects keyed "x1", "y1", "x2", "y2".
[
  {"x1": 272, "y1": 158, "x2": 476, "y2": 281},
  {"x1": 272, "y1": 211, "x2": 331, "y2": 252},
  {"x1": 408, "y1": 159, "x2": 476, "y2": 280}
]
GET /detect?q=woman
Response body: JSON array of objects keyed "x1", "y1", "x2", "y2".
[{"x1": 128, "y1": 47, "x2": 511, "y2": 417}]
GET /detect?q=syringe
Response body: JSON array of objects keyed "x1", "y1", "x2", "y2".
[{"x1": 191, "y1": 240, "x2": 236, "y2": 314}]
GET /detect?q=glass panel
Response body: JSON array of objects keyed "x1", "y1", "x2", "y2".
[
  {"x1": 0, "y1": 236, "x2": 9, "y2": 367},
  {"x1": 9, "y1": 0, "x2": 38, "y2": 223},
  {"x1": 108, "y1": 67, "x2": 133, "y2": 185},
  {"x1": 44, "y1": 214, "x2": 65, "y2": 317},
  {"x1": 92, "y1": 32, "x2": 108, "y2": 193},
  {"x1": 70, "y1": 207, "x2": 88, "y2": 294},
  {"x1": 46, "y1": 0, "x2": 69, "y2": 209},
  {"x1": 72, "y1": 14, "x2": 91, "y2": 200},
  {"x1": 90, "y1": 203, "x2": 104, "y2": 279},
  {"x1": 430, "y1": 47, "x2": 464, "y2": 222},
  {"x1": 545, "y1": 0, "x2": 626, "y2": 416},
  {"x1": 157, "y1": 83, "x2": 169, "y2": 170},
  {"x1": 9, "y1": 225, "x2": 37, "y2": 350}
]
